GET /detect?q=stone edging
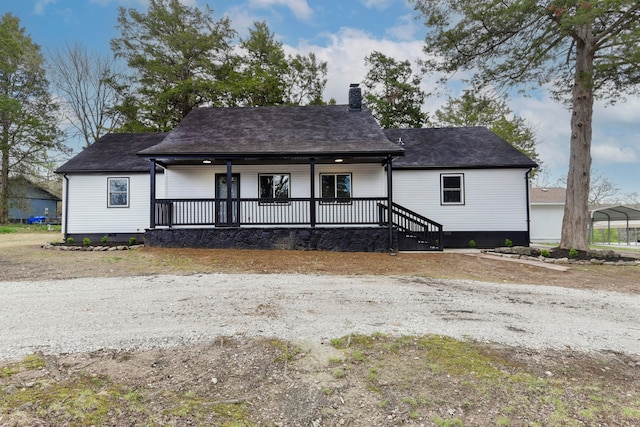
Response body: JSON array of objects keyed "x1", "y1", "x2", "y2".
[
  {"x1": 42, "y1": 243, "x2": 144, "y2": 252},
  {"x1": 485, "y1": 248, "x2": 639, "y2": 266}
]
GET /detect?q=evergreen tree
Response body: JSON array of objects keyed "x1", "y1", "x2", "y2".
[
  {"x1": 110, "y1": 0, "x2": 236, "y2": 131},
  {"x1": 363, "y1": 51, "x2": 428, "y2": 128},
  {"x1": 434, "y1": 91, "x2": 541, "y2": 171},
  {"x1": 0, "y1": 13, "x2": 66, "y2": 223}
]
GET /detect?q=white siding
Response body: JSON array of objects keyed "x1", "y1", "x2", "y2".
[
  {"x1": 63, "y1": 173, "x2": 164, "y2": 234},
  {"x1": 530, "y1": 203, "x2": 564, "y2": 242},
  {"x1": 393, "y1": 168, "x2": 530, "y2": 231},
  {"x1": 165, "y1": 164, "x2": 387, "y2": 198}
]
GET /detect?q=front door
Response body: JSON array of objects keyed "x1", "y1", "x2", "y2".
[{"x1": 215, "y1": 174, "x2": 240, "y2": 226}]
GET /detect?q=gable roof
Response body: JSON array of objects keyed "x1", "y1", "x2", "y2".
[
  {"x1": 385, "y1": 127, "x2": 537, "y2": 169},
  {"x1": 138, "y1": 105, "x2": 404, "y2": 160},
  {"x1": 56, "y1": 133, "x2": 168, "y2": 174},
  {"x1": 530, "y1": 187, "x2": 566, "y2": 204},
  {"x1": 9, "y1": 176, "x2": 60, "y2": 201}
]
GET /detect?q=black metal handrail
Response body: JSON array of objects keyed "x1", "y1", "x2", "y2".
[
  {"x1": 379, "y1": 202, "x2": 443, "y2": 251},
  {"x1": 154, "y1": 197, "x2": 388, "y2": 227}
]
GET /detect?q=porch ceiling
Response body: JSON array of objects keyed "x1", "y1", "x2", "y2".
[{"x1": 152, "y1": 154, "x2": 393, "y2": 167}]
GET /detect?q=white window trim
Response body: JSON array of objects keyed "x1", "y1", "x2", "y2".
[
  {"x1": 440, "y1": 173, "x2": 464, "y2": 205},
  {"x1": 107, "y1": 177, "x2": 130, "y2": 208},
  {"x1": 320, "y1": 173, "x2": 352, "y2": 203}
]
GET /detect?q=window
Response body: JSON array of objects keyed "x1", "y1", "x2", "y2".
[
  {"x1": 108, "y1": 177, "x2": 129, "y2": 207},
  {"x1": 259, "y1": 174, "x2": 290, "y2": 202},
  {"x1": 441, "y1": 174, "x2": 464, "y2": 205},
  {"x1": 321, "y1": 173, "x2": 352, "y2": 201}
]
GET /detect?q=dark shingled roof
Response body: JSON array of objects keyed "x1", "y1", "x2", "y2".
[
  {"x1": 56, "y1": 133, "x2": 168, "y2": 173},
  {"x1": 385, "y1": 127, "x2": 538, "y2": 169},
  {"x1": 138, "y1": 105, "x2": 404, "y2": 158}
]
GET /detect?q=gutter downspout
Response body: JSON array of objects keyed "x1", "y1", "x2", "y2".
[{"x1": 62, "y1": 174, "x2": 69, "y2": 239}]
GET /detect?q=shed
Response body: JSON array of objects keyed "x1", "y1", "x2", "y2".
[{"x1": 8, "y1": 176, "x2": 61, "y2": 223}]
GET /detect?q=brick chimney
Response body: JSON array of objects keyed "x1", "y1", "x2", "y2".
[{"x1": 348, "y1": 83, "x2": 362, "y2": 111}]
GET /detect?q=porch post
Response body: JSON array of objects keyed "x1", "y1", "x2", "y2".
[
  {"x1": 310, "y1": 158, "x2": 316, "y2": 227},
  {"x1": 386, "y1": 155, "x2": 394, "y2": 251},
  {"x1": 226, "y1": 160, "x2": 233, "y2": 226},
  {"x1": 149, "y1": 159, "x2": 156, "y2": 229}
]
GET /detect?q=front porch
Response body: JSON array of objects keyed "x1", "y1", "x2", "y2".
[{"x1": 147, "y1": 197, "x2": 443, "y2": 252}]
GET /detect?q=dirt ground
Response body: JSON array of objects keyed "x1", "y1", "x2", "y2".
[
  {"x1": 2, "y1": 233, "x2": 639, "y2": 293},
  {"x1": 2, "y1": 233, "x2": 640, "y2": 426}
]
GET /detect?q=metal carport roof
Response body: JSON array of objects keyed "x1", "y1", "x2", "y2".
[
  {"x1": 589, "y1": 205, "x2": 640, "y2": 245},
  {"x1": 590, "y1": 205, "x2": 640, "y2": 223}
]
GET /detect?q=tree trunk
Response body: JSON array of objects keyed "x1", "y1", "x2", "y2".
[
  {"x1": 560, "y1": 25, "x2": 594, "y2": 251},
  {"x1": 0, "y1": 131, "x2": 9, "y2": 224}
]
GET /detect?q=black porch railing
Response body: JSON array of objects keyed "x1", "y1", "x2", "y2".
[
  {"x1": 153, "y1": 197, "x2": 444, "y2": 251},
  {"x1": 154, "y1": 197, "x2": 388, "y2": 227},
  {"x1": 379, "y1": 202, "x2": 444, "y2": 251}
]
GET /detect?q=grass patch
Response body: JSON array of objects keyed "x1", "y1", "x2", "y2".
[
  {"x1": 0, "y1": 354, "x2": 45, "y2": 378},
  {"x1": 0, "y1": 354, "x2": 257, "y2": 426},
  {"x1": 0, "y1": 223, "x2": 60, "y2": 233},
  {"x1": 324, "y1": 334, "x2": 640, "y2": 425}
]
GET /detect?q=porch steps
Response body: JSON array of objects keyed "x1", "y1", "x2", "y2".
[{"x1": 381, "y1": 203, "x2": 443, "y2": 251}]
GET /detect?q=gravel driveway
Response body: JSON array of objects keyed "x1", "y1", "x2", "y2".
[{"x1": 2, "y1": 273, "x2": 640, "y2": 361}]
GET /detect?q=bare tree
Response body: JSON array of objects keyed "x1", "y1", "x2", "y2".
[
  {"x1": 588, "y1": 170, "x2": 620, "y2": 206},
  {"x1": 48, "y1": 43, "x2": 123, "y2": 147}
]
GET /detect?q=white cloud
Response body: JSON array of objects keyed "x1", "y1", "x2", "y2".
[
  {"x1": 34, "y1": 0, "x2": 56, "y2": 15},
  {"x1": 289, "y1": 27, "x2": 429, "y2": 104},
  {"x1": 248, "y1": 0, "x2": 313, "y2": 20},
  {"x1": 225, "y1": 6, "x2": 264, "y2": 37},
  {"x1": 359, "y1": 0, "x2": 394, "y2": 10},
  {"x1": 592, "y1": 144, "x2": 638, "y2": 164},
  {"x1": 385, "y1": 13, "x2": 421, "y2": 41},
  {"x1": 89, "y1": 0, "x2": 194, "y2": 7}
]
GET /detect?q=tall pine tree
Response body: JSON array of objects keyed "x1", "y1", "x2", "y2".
[{"x1": 0, "y1": 13, "x2": 65, "y2": 223}]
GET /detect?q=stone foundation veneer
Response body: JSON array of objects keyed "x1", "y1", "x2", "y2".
[{"x1": 145, "y1": 227, "x2": 392, "y2": 252}]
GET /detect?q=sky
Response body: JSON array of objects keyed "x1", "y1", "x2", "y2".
[{"x1": 3, "y1": 0, "x2": 640, "y2": 198}]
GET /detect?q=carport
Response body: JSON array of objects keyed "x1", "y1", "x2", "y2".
[{"x1": 589, "y1": 205, "x2": 640, "y2": 245}]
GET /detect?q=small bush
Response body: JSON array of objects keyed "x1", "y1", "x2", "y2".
[
  {"x1": 469, "y1": 239, "x2": 477, "y2": 248},
  {"x1": 569, "y1": 248, "x2": 579, "y2": 258},
  {"x1": 540, "y1": 249, "x2": 551, "y2": 258},
  {"x1": 83, "y1": 237, "x2": 91, "y2": 246},
  {"x1": 101, "y1": 235, "x2": 108, "y2": 244},
  {"x1": 129, "y1": 237, "x2": 137, "y2": 246},
  {"x1": 66, "y1": 237, "x2": 75, "y2": 244},
  {"x1": 504, "y1": 238, "x2": 513, "y2": 247}
]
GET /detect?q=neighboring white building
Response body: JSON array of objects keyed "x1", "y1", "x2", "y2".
[{"x1": 530, "y1": 187, "x2": 566, "y2": 243}]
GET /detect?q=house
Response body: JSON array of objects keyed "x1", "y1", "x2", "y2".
[
  {"x1": 56, "y1": 86, "x2": 537, "y2": 251},
  {"x1": 8, "y1": 176, "x2": 61, "y2": 223},
  {"x1": 56, "y1": 133, "x2": 168, "y2": 242},
  {"x1": 529, "y1": 187, "x2": 566, "y2": 243},
  {"x1": 386, "y1": 128, "x2": 537, "y2": 248}
]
